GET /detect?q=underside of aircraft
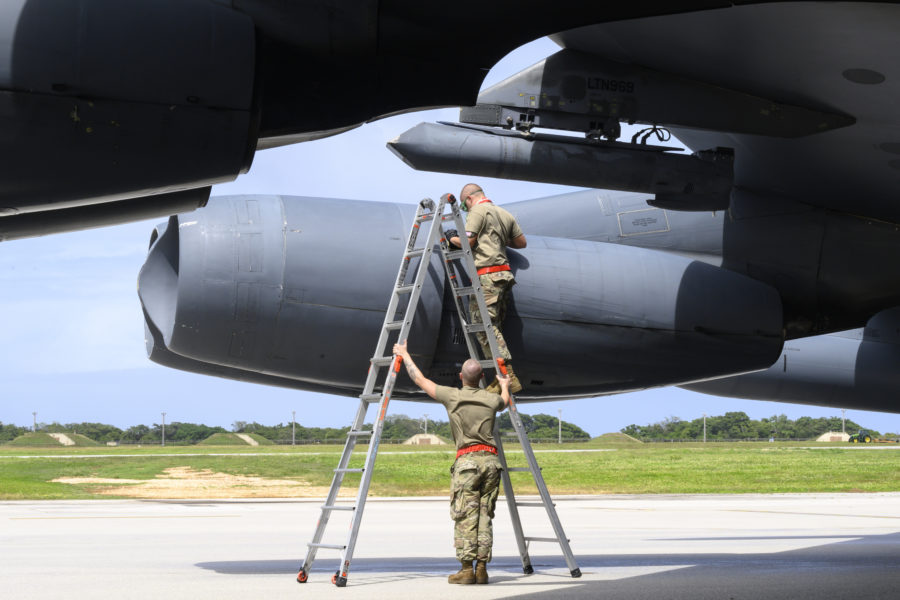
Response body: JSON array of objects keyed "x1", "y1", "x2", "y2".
[{"x1": 2, "y1": 1, "x2": 899, "y2": 413}]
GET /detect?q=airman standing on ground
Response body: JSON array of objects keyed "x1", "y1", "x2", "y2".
[
  {"x1": 448, "y1": 183, "x2": 527, "y2": 393},
  {"x1": 392, "y1": 340, "x2": 510, "y2": 584}
]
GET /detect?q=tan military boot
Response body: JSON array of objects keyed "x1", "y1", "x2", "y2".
[
  {"x1": 486, "y1": 364, "x2": 523, "y2": 394},
  {"x1": 448, "y1": 560, "x2": 475, "y2": 584},
  {"x1": 505, "y1": 365, "x2": 523, "y2": 394},
  {"x1": 475, "y1": 560, "x2": 489, "y2": 584}
]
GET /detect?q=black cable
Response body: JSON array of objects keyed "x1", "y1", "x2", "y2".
[{"x1": 631, "y1": 125, "x2": 672, "y2": 145}]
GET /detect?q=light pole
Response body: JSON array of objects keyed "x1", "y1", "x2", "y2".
[
  {"x1": 558, "y1": 409, "x2": 562, "y2": 444},
  {"x1": 32, "y1": 412, "x2": 37, "y2": 432},
  {"x1": 161, "y1": 412, "x2": 166, "y2": 447},
  {"x1": 292, "y1": 411, "x2": 296, "y2": 446},
  {"x1": 423, "y1": 413, "x2": 429, "y2": 435},
  {"x1": 703, "y1": 413, "x2": 707, "y2": 443},
  {"x1": 842, "y1": 409, "x2": 846, "y2": 434}
]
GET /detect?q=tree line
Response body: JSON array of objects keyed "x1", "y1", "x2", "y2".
[
  {"x1": 231, "y1": 412, "x2": 590, "y2": 443},
  {"x1": 0, "y1": 421, "x2": 228, "y2": 444},
  {"x1": 5, "y1": 411, "x2": 887, "y2": 444},
  {"x1": 0, "y1": 412, "x2": 590, "y2": 444},
  {"x1": 621, "y1": 412, "x2": 893, "y2": 441}
]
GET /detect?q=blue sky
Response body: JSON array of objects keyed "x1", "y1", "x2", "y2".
[{"x1": 1, "y1": 37, "x2": 897, "y2": 437}]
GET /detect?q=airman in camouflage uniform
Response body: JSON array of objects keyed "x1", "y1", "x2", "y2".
[
  {"x1": 450, "y1": 183, "x2": 527, "y2": 392},
  {"x1": 392, "y1": 341, "x2": 510, "y2": 585}
]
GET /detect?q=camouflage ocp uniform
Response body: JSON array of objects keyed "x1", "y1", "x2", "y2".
[
  {"x1": 435, "y1": 384, "x2": 506, "y2": 562},
  {"x1": 450, "y1": 451, "x2": 502, "y2": 561},
  {"x1": 468, "y1": 272, "x2": 514, "y2": 361},
  {"x1": 464, "y1": 199, "x2": 523, "y2": 361}
]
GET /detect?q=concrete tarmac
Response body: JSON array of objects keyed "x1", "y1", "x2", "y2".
[{"x1": 3, "y1": 494, "x2": 900, "y2": 599}]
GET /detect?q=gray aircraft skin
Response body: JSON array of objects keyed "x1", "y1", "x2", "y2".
[
  {"x1": 681, "y1": 308, "x2": 900, "y2": 412},
  {"x1": 2, "y1": 2, "x2": 899, "y2": 413},
  {"x1": 139, "y1": 192, "x2": 783, "y2": 402},
  {"x1": 0, "y1": 1, "x2": 895, "y2": 232},
  {"x1": 138, "y1": 188, "x2": 900, "y2": 413},
  {"x1": 0, "y1": 0, "x2": 652, "y2": 240}
]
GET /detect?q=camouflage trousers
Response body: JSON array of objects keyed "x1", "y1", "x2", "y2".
[
  {"x1": 450, "y1": 451, "x2": 502, "y2": 562},
  {"x1": 468, "y1": 271, "x2": 514, "y2": 362}
]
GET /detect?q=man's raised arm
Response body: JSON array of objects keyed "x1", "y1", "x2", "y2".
[{"x1": 393, "y1": 341, "x2": 438, "y2": 399}]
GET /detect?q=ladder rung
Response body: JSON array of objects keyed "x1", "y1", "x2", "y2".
[
  {"x1": 517, "y1": 502, "x2": 547, "y2": 507},
  {"x1": 405, "y1": 248, "x2": 425, "y2": 258},
  {"x1": 507, "y1": 467, "x2": 530, "y2": 472},
  {"x1": 478, "y1": 360, "x2": 496, "y2": 369},
  {"x1": 321, "y1": 505, "x2": 356, "y2": 512},
  {"x1": 524, "y1": 537, "x2": 563, "y2": 543},
  {"x1": 360, "y1": 393, "x2": 383, "y2": 403},
  {"x1": 395, "y1": 285, "x2": 415, "y2": 294},
  {"x1": 370, "y1": 357, "x2": 393, "y2": 367},
  {"x1": 347, "y1": 429, "x2": 372, "y2": 437},
  {"x1": 334, "y1": 468, "x2": 364, "y2": 474},
  {"x1": 444, "y1": 250, "x2": 466, "y2": 259},
  {"x1": 416, "y1": 213, "x2": 434, "y2": 222},
  {"x1": 308, "y1": 542, "x2": 346, "y2": 550},
  {"x1": 384, "y1": 321, "x2": 405, "y2": 330},
  {"x1": 464, "y1": 323, "x2": 488, "y2": 333},
  {"x1": 453, "y1": 286, "x2": 475, "y2": 297}
]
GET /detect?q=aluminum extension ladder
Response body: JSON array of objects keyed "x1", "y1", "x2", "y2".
[{"x1": 295, "y1": 194, "x2": 579, "y2": 587}]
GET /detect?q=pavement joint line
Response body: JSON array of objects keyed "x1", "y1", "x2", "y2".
[
  {"x1": 726, "y1": 509, "x2": 900, "y2": 519},
  {"x1": 10, "y1": 515, "x2": 242, "y2": 520},
  {"x1": 790, "y1": 446, "x2": 900, "y2": 450}
]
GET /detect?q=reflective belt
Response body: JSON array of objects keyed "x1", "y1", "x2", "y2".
[
  {"x1": 456, "y1": 444, "x2": 498, "y2": 458},
  {"x1": 477, "y1": 264, "x2": 511, "y2": 276}
]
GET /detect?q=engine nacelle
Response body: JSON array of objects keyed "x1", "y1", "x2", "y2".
[
  {"x1": 0, "y1": 0, "x2": 255, "y2": 213},
  {"x1": 682, "y1": 308, "x2": 900, "y2": 413},
  {"x1": 139, "y1": 195, "x2": 784, "y2": 400}
]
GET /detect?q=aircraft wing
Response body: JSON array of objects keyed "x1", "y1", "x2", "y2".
[
  {"x1": 551, "y1": 2, "x2": 900, "y2": 223},
  {"x1": 388, "y1": 2, "x2": 900, "y2": 338},
  {"x1": 5, "y1": 0, "x2": 896, "y2": 238}
]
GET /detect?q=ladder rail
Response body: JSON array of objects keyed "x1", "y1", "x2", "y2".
[
  {"x1": 494, "y1": 420, "x2": 533, "y2": 574},
  {"x1": 299, "y1": 381, "x2": 371, "y2": 573},
  {"x1": 333, "y1": 199, "x2": 447, "y2": 584},
  {"x1": 438, "y1": 197, "x2": 581, "y2": 578},
  {"x1": 338, "y1": 354, "x2": 403, "y2": 584},
  {"x1": 299, "y1": 197, "x2": 451, "y2": 587},
  {"x1": 437, "y1": 208, "x2": 485, "y2": 363},
  {"x1": 362, "y1": 201, "x2": 436, "y2": 394}
]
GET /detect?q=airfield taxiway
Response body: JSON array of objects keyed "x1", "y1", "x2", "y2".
[{"x1": 3, "y1": 493, "x2": 900, "y2": 599}]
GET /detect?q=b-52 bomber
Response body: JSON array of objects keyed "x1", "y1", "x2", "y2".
[{"x1": 3, "y1": 2, "x2": 900, "y2": 414}]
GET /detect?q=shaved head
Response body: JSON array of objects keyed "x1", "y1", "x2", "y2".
[
  {"x1": 460, "y1": 183, "x2": 484, "y2": 203},
  {"x1": 460, "y1": 358, "x2": 483, "y2": 387}
]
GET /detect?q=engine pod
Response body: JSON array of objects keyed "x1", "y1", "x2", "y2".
[
  {"x1": 0, "y1": 0, "x2": 256, "y2": 211},
  {"x1": 140, "y1": 195, "x2": 784, "y2": 400},
  {"x1": 139, "y1": 195, "x2": 446, "y2": 388}
]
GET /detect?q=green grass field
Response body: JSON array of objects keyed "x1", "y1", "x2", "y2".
[
  {"x1": 7, "y1": 432, "x2": 99, "y2": 447},
  {"x1": 1, "y1": 442, "x2": 898, "y2": 500},
  {"x1": 197, "y1": 432, "x2": 274, "y2": 446}
]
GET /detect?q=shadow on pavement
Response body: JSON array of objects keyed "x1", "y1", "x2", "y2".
[{"x1": 197, "y1": 532, "x2": 900, "y2": 599}]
